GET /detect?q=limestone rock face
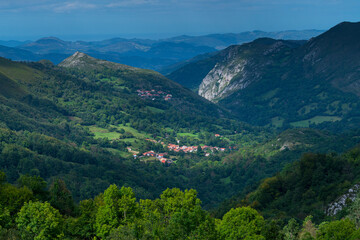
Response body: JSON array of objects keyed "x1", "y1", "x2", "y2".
[
  {"x1": 198, "y1": 59, "x2": 249, "y2": 102},
  {"x1": 197, "y1": 39, "x2": 278, "y2": 103}
]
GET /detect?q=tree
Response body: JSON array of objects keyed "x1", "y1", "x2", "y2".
[
  {"x1": 66, "y1": 199, "x2": 98, "y2": 239},
  {"x1": 95, "y1": 185, "x2": 139, "y2": 238},
  {"x1": 283, "y1": 218, "x2": 300, "y2": 240},
  {"x1": 347, "y1": 193, "x2": 360, "y2": 228},
  {"x1": 0, "y1": 184, "x2": 33, "y2": 215},
  {"x1": 316, "y1": 219, "x2": 355, "y2": 240},
  {"x1": 0, "y1": 204, "x2": 11, "y2": 229},
  {"x1": 18, "y1": 175, "x2": 48, "y2": 201},
  {"x1": 218, "y1": 207, "x2": 265, "y2": 240},
  {"x1": 49, "y1": 179, "x2": 75, "y2": 216},
  {"x1": 262, "y1": 219, "x2": 284, "y2": 240},
  {"x1": 160, "y1": 188, "x2": 201, "y2": 218},
  {"x1": 0, "y1": 171, "x2": 5, "y2": 185},
  {"x1": 298, "y1": 216, "x2": 316, "y2": 240},
  {"x1": 16, "y1": 201, "x2": 64, "y2": 240}
]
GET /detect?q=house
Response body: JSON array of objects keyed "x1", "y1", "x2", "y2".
[
  {"x1": 215, "y1": 134, "x2": 221, "y2": 137},
  {"x1": 143, "y1": 151, "x2": 156, "y2": 157},
  {"x1": 156, "y1": 153, "x2": 168, "y2": 159}
]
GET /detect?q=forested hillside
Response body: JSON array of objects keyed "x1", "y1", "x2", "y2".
[
  {"x1": 0, "y1": 54, "x2": 272, "y2": 208},
  {"x1": 168, "y1": 22, "x2": 360, "y2": 132}
]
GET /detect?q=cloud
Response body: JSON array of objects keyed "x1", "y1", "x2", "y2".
[
  {"x1": 0, "y1": 0, "x2": 97, "y2": 13},
  {"x1": 0, "y1": 0, "x2": 352, "y2": 14},
  {"x1": 53, "y1": 1, "x2": 97, "y2": 13},
  {"x1": 106, "y1": 0, "x2": 159, "y2": 8}
]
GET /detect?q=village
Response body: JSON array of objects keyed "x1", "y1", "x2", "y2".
[
  {"x1": 128, "y1": 135, "x2": 229, "y2": 165},
  {"x1": 136, "y1": 89, "x2": 172, "y2": 101}
]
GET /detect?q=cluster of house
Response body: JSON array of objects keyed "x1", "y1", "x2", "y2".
[
  {"x1": 142, "y1": 151, "x2": 173, "y2": 164},
  {"x1": 136, "y1": 89, "x2": 172, "y2": 101},
  {"x1": 167, "y1": 144, "x2": 226, "y2": 156}
]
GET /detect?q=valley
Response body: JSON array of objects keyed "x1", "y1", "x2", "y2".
[{"x1": 1, "y1": 20, "x2": 360, "y2": 239}]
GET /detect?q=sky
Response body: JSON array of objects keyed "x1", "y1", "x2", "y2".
[{"x1": 0, "y1": 0, "x2": 359, "y2": 41}]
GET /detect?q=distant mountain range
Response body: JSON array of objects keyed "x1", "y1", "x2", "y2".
[
  {"x1": 0, "y1": 30, "x2": 323, "y2": 71},
  {"x1": 168, "y1": 22, "x2": 360, "y2": 131}
]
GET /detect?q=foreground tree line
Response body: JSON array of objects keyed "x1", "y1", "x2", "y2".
[{"x1": 1, "y1": 170, "x2": 360, "y2": 239}]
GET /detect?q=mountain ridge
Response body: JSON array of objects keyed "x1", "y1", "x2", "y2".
[
  {"x1": 0, "y1": 30, "x2": 322, "y2": 70},
  {"x1": 169, "y1": 21, "x2": 360, "y2": 130}
]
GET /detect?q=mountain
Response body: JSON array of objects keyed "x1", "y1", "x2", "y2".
[
  {"x1": 0, "y1": 40, "x2": 31, "y2": 47},
  {"x1": 0, "y1": 53, "x2": 266, "y2": 208},
  {"x1": 58, "y1": 51, "x2": 226, "y2": 116},
  {"x1": 169, "y1": 22, "x2": 360, "y2": 130},
  {"x1": 166, "y1": 40, "x2": 304, "y2": 91},
  {"x1": 164, "y1": 30, "x2": 323, "y2": 50},
  {"x1": 18, "y1": 37, "x2": 217, "y2": 69},
  {"x1": 58, "y1": 51, "x2": 131, "y2": 70},
  {"x1": 0, "y1": 44, "x2": 70, "y2": 64},
  {"x1": 198, "y1": 38, "x2": 304, "y2": 102},
  {"x1": 0, "y1": 45, "x2": 40, "y2": 61},
  {"x1": 0, "y1": 30, "x2": 321, "y2": 71}
]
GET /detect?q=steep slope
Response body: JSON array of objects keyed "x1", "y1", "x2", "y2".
[
  {"x1": 198, "y1": 39, "x2": 302, "y2": 102},
  {"x1": 299, "y1": 22, "x2": 360, "y2": 96},
  {"x1": 241, "y1": 145, "x2": 360, "y2": 222},
  {"x1": 58, "y1": 52, "x2": 227, "y2": 117},
  {"x1": 166, "y1": 52, "x2": 222, "y2": 90},
  {"x1": 169, "y1": 21, "x2": 360, "y2": 130},
  {"x1": 220, "y1": 22, "x2": 360, "y2": 129}
]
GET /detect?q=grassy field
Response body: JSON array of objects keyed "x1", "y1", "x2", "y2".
[
  {"x1": 290, "y1": 116, "x2": 342, "y2": 128},
  {"x1": 106, "y1": 148, "x2": 132, "y2": 158},
  {"x1": 298, "y1": 103, "x2": 318, "y2": 115},
  {"x1": 88, "y1": 126, "x2": 121, "y2": 140},
  {"x1": 88, "y1": 124, "x2": 151, "y2": 141},
  {"x1": 116, "y1": 124, "x2": 151, "y2": 139}
]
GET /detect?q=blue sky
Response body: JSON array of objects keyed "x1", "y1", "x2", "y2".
[{"x1": 0, "y1": 0, "x2": 359, "y2": 40}]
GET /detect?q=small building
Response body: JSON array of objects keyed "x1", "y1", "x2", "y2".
[{"x1": 143, "y1": 151, "x2": 156, "y2": 157}]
